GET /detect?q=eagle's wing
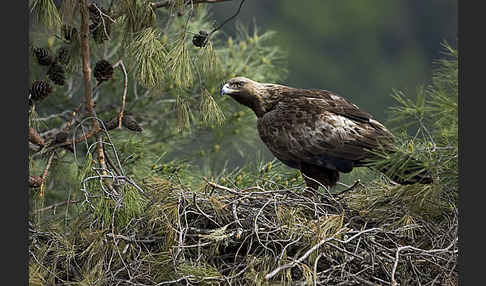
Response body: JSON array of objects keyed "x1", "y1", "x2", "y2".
[
  {"x1": 303, "y1": 89, "x2": 375, "y2": 123},
  {"x1": 257, "y1": 93, "x2": 393, "y2": 173}
]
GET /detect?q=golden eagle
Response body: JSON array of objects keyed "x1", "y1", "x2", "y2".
[{"x1": 221, "y1": 77, "x2": 432, "y2": 190}]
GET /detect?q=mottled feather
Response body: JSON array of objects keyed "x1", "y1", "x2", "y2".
[
  {"x1": 257, "y1": 93, "x2": 393, "y2": 172},
  {"x1": 221, "y1": 77, "x2": 431, "y2": 189}
]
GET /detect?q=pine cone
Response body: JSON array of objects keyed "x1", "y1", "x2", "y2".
[
  {"x1": 47, "y1": 63, "x2": 66, "y2": 86},
  {"x1": 94, "y1": 59, "x2": 114, "y2": 82},
  {"x1": 192, "y1": 30, "x2": 209, "y2": 48},
  {"x1": 88, "y1": 3, "x2": 103, "y2": 24},
  {"x1": 56, "y1": 46, "x2": 70, "y2": 66},
  {"x1": 29, "y1": 127, "x2": 45, "y2": 146},
  {"x1": 90, "y1": 22, "x2": 111, "y2": 43},
  {"x1": 104, "y1": 117, "x2": 119, "y2": 130},
  {"x1": 62, "y1": 24, "x2": 78, "y2": 42},
  {"x1": 88, "y1": 4, "x2": 111, "y2": 43},
  {"x1": 30, "y1": 80, "x2": 53, "y2": 102},
  {"x1": 29, "y1": 175, "x2": 44, "y2": 188},
  {"x1": 33, "y1": 47, "x2": 54, "y2": 66},
  {"x1": 122, "y1": 113, "x2": 143, "y2": 132},
  {"x1": 55, "y1": 131, "x2": 74, "y2": 152},
  {"x1": 55, "y1": 131, "x2": 69, "y2": 143}
]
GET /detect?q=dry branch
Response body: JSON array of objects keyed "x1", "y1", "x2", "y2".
[
  {"x1": 33, "y1": 199, "x2": 84, "y2": 213},
  {"x1": 29, "y1": 176, "x2": 458, "y2": 285},
  {"x1": 112, "y1": 60, "x2": 128, "y2": 129},
  {"x1": 39, "y1": 152, "x2": 56, "y2": 197}
]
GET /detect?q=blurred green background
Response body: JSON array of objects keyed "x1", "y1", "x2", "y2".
[{"x1": 209, "y1": 0, "x2": 457, "y2": 122}]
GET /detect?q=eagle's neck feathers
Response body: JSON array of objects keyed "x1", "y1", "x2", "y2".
[{"x1": 250, "y1": 83, "x2": 288, "y2": 117}]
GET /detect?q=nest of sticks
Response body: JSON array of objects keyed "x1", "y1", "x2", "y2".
[{"x1": 29, "y1": 176, "x2": 458, "y2": 285}]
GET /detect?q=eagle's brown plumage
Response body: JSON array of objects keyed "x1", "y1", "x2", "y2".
[{"x1": 221, "y1": 77, "x2": 432, "y2": 190}]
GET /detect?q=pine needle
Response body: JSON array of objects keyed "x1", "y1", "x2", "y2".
[
  {"x1": 128, "y1": 27, "x2": 167, "y2": 88},
  {"x1": 30, "y1": 0, "x2": 62, "y2": 32},
  {"x1": 176, "y1": 95, "x2": 192, "y2": 132},
  {"x1": 59, "y1": 0, "x2": 78, "y2": 24},
  {"x1": 120, "y1": 0, "x2": 156, "y2": 37},
  {"x1": 199, "y1": 88, "x2": 225, "y2": 126},
  {"x1": 166, "y1": 33, "x2": 194, "y2": 88},
  {"x1": 61, "y1": 41, "x2": 82, "y2": 73},
  {"x1": 168, "y1": 0, "x2": 185, "y2": 15},
  {"x1": 199, "y1": 40, "x2": 217, "y2": 75}
]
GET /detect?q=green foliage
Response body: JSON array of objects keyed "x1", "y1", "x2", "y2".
[
  {"x1": 90, "y1": 185, "x2": 147, "y2": 229},
  {"x1": 127, "y1": 27, "x2": 167, "y2": 88},
  {"x1": 166, "y1": 32, "x2": 195, "y2": 89},
  {"x1": 387, "y1": 42, "x2": 458, "y2": 190},
  {"x1": 29, "y1": 1, "x2": 457, "y2": 285},
  {"x1": 30, "y1": 0, "x2": 62, "y2": 32},
  {"x1": 119, "y1": 0, "x2": 156, "y2": 37},
  {"x1": 199, "y1": 88, "x2": 225, "y2": 126},
  {"x1": 348, "y1": 42, "x2": 458, "y2": 224}
]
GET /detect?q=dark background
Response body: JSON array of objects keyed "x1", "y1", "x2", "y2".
[{"x1": 208, "y1": 0, "x2": 457, "y2": 122}]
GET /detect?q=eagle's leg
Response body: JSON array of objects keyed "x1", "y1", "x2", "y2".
[
  {"x1": 300, "y1": 163, "x2": 339, "y2": 192},
  {"x1": 303, "y1": 176, "x2": 320, "y2": 191}
]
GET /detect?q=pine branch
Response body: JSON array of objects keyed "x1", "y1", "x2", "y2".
[
  {"x1": 33, "y1": 199, "x2": 84, "y2": 213},
  {"x1": 79, "y1": 0, "x2": 97, "y2": 130}
]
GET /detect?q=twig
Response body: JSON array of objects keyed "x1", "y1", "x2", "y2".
[
  {"x1": 154, "y1": 276, "x2": 194, "y2": 285},
  {"x1": 96, "y1": 135, "x2": 117, "y2": 193},
  {"x1": 336, "y1": 179, "x2": 362, "y2": 197},
  {"x1": 390, "y1": 239, "x2": 457, "y2": 286},
  {"x1": 39, "y1": 152, "x2": 56, "y2": 197},
  {"x1": 90, "y1": 3, "x2": 114, "y2": 41},
  {"x1": 33, "y1": 199, "x2": 84, "y2": 213},
  {"x1": 112, "y1": 60, "x2": 128, "y2": 129},
  {"x1": 208, "y1": 0, "x2": 246, "y2": 36},
  {"x1": 106, "y1": 233, "x2": 164, "y2": 243},
  {"x1": 265, "y1": 228, "x2": 381, "y2": 281},
  {"x1": 33, "y1": 110, "x2": 73, "y2": 122},
  {"x1": 202, "y1": 176, "x2": 239, "y2": 194}
]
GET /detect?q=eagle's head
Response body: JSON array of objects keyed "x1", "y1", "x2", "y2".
[{"x1": 221, "y1": 77, "x2": 280, "y2": 117}]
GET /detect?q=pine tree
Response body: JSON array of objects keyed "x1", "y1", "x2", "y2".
[{"x1": 28, "y1": 1, "x2": 457, "y2": 285}]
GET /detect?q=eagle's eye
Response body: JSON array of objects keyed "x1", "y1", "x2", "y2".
[{"x1": 231, "y1": 81, "x2": 243, "y2": 88}]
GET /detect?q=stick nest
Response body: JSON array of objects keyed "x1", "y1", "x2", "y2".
[{"x1": 29, "y1": 173, "x2": 458, "y2": 286}]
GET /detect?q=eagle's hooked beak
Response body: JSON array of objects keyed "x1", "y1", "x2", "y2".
[{"x1": 220, "y1": 83, "x2": 236, "y2": 96}]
